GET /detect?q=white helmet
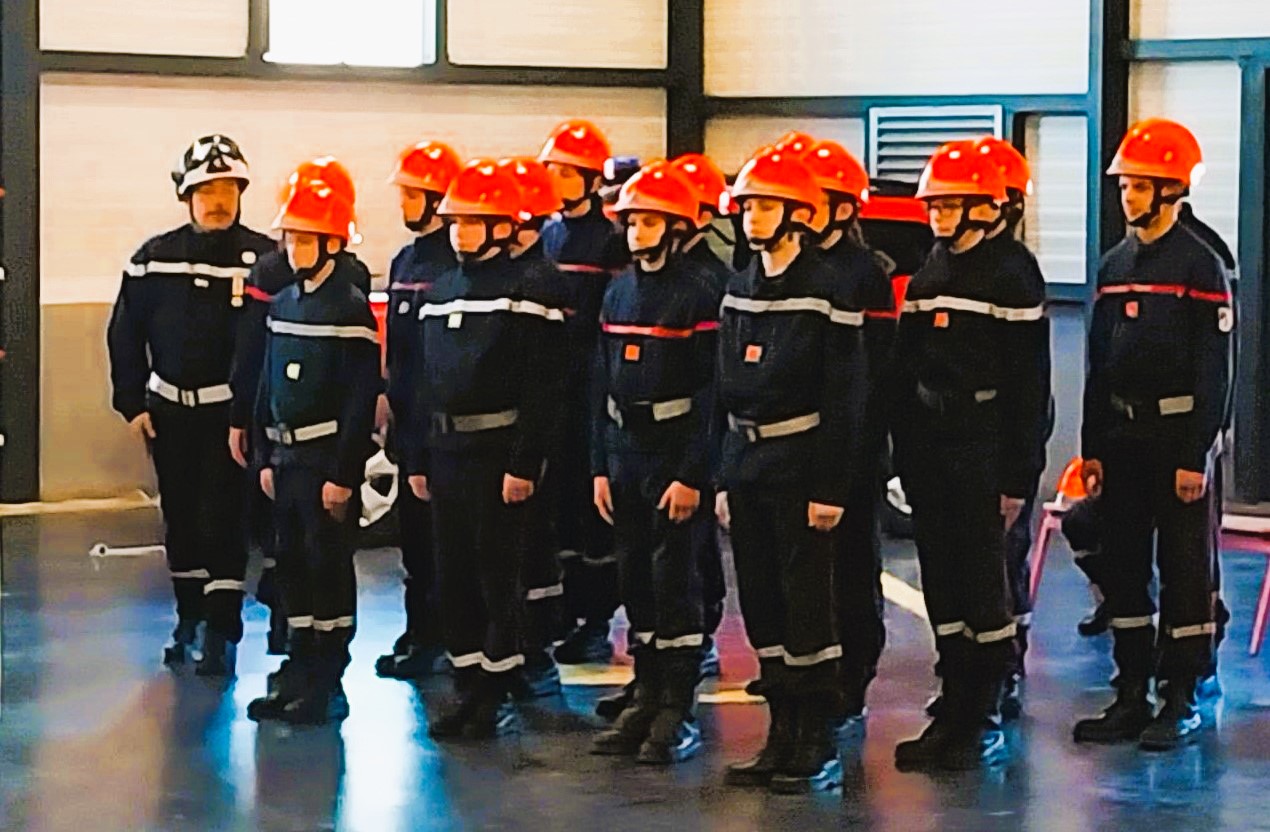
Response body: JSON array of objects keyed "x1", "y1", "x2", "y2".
[{"x1": 171, "y1": 134, "x2": 251, "y2": 198}]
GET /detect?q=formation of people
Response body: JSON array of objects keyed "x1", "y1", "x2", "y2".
[{"x1": 105, "y1": 114, "x2": 1235, "y2": 792}]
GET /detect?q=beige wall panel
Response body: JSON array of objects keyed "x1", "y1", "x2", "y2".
[
  {"x1": 704, "y1": 117, "x2": 866, "y2": 174},
  {"x1": 1024, "y1": 116, "x2": 1088, "y2": 285},
  {"x1": 1132, "y1": 0, "x2": 1270, "y2": 39},
  {"x1": 447, "y1": 0, "x2": 667, "y2": 68},
  {"x1": 40, "y1": 74, "x2": 664, "y2": 497},
  {"x1": 41, "y1": 74, "x2": 665, "y2": 304},
  {"x1": 705, "y1": 0, "x2": 1089, "y2": 97},
  {"x1": 40, "y1": 0, "x2": 249, "y2": 57},
  {"x1": 1129, "y1": 62, "x2": 1241, "y2": 252},
  {"x1": 42, "y1": 304, "x2": 156, "y2": 500}
]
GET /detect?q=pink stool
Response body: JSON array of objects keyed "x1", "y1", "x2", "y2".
[{"x1": 1222, "y1": 530, "x2": 1270, "y2": 656}]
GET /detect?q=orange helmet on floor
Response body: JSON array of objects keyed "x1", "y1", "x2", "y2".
[
  {"x1": 538, "y1": 119, "x2": 612, "y2": 172},
  {"x1": 613, "y1": 161, "x2": 700, "y2": 222},
  {"x1": 1057, "y1": 457, "x2": 1088, "y2": 501},
  {"x1": 801, "y1": 140, "x2": 870, "y2": 204},
  {"x1": 272, "y1": 180, "x2": 355, "y2": 241},
  {"x1": 391, "y1": 141, "x2": 462, "y2": 194},
  {"x1": 774, "y1": 130, "x2": 817, "y2": 158},
  {"x1": 497, "y1": 157, "x2": 563, "y2": 221},
  {"x1": 438, "y1": 159, "x2": 523, "y2": 219},
  {"x1": 972, "y1": 137, "x2": 1033, "y2": 197},
  {"x1": 916, "y1": 141, "x2": 1008, "y2": 203},
  {"x1": 670, "y1": 153, "x2": 728, "y2": 214},
  {"x1": 731, "y1": 146, "x2": 824, "y2": 210},
  {"x1": 1107, "y1": 118, "x2": 1205, "y2": 188}
]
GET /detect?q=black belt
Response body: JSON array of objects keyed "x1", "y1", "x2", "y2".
[
  {"x1": 607, "y1": 396, "x2": 693, "y2": 431},
  {"x1": 727, "y1": 412, "x2": 821, "y2": 443},
  {"x1": 431, "y1": 409, "x2": 519, "y2": 435},
  {"x1": 915, "y1": 382, "x2": 998, "y2": 414}
]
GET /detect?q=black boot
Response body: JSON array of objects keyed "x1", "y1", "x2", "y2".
[
  {"x1": 1073, "y1": 680, "x2": 1153, "y2": 743},
  {"x1": 554, "y1": 621, "x2": 614, "y2": 665},
  {"x1": 699, "y1": 638, "x2": 721, "y2": 680},
  {"x1": 282, "y1": 631, "x2": 352, "y2": 726},
  {"x1": 513, "y1": 649, "x2": 563, "y2": 700},
  {"x1": 429, "y1": 668, "x2": 481, "y2": 740},
  {"x1": 248, "y1": 631, "x2": 315, "y2": 722},
  {"x1": 595, "y1": 682, "x2": 634, "y2": 721},
  {"x1": 834, "y1": 668, "x2": 870, "y2": 741},
  {"x1": 726, "y1": 688, "x2": 795, "y2": 787},
  {"x1": 376, "y1": 633, "x2": 444, "y2": 680},
  {"x1": 897, "y1": 672, "x2": 961, "y2": 771},
  {"x1": 636, "y1": 653, "x2": 702, "y2": 765},
  {"x1": 1139, "y1": 678, "x2": 1201, "y2": 751},
  {"x1": 593, "y1": 650, "x2": 661, "y2": 755},
  {"x1": 463, "y1": 672, "x2": 520, "y2": 740},
  {"x1": 769, "y1": 696, "x2": 841, "y2": 794},
  {"x1": 999, "y1": 672, "x2": 1023, "y2": 722},
  {"x1": 256, "y1": 568, "x2": 288, "y2": 656},
  {"x1": 924, "y1": 690, "x2": 945, "y2": 718},
  {"x1": 938, "y1": 677, "x2": 1008, "y2": 771},
  {"x1": 196, "y1": 629, "x2": 237, "y2": 678},
  {"x1": 163, "y1": 618, "x2": 201, "y2": 666},
  {"x1": 1078, "y1": 603, "x2": 1111, "y2": 637}
]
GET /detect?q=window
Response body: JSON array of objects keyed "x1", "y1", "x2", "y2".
[{"x1": 265, "y1": 0, "x2": 436, "y2": 67}]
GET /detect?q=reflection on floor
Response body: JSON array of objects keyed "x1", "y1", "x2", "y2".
[{"x1": 4, "y1": 509, "x2": 1270, "y2": 831}]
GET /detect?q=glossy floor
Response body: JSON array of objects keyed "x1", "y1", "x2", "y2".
[{"x1": 4, "y1": 510, "x2": 1270, "y2": 831}]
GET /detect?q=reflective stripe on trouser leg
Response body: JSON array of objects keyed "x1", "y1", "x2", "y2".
[
  {"x1": 609, "y1": 454, "x2": 706, "y2": 659},
  {"x1": 1157, "y1": 466, "x2": 1217, "y2": 681},
  {"x1": 431, "y1": 448, "x2": 526, "y2": 677}
]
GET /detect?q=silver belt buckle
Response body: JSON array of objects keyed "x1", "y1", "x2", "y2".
[{"x1": 180, "y1": 389, "x2": 197, "y2": 407}]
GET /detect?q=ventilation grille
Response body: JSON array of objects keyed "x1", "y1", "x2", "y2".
[{"x1": 868, "y1": 105, "x2": 1005, "y2": 183}]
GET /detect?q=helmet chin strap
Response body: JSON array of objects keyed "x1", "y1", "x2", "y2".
[
  {"x1": 1002, "y1": 194, "x2": 1026, "y2": 235},
  {"x1": 935, "y1": 198, "x2": 996, "y2": 245},
  {"x1": 560, "y1": 175, "x2": 601, "y2": 213},
  {"x1": 630, "y1": 223, "x2": 682, "y2": 265},
  {"x1": 404, "y1": 192, "x2": 443, "y2": 232},
  {"x1": 456, "y1": 219, "x2": 513, "y2": 263},
  {"x1": 292, "y1": 236, "x2": 340, "y2": 284},
  {"x1": 1128, "y1": 179, "x2": 1183, "y2": 229},
  {"x1": 746, "y1": 202, "x2": 805, "y2": 252}
]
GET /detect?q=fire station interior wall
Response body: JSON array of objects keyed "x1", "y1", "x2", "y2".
[
  {"x1": 1131, "y1": 0, "x2": 1270, "y2": 40},
  {"x1": 1128, "y1": 61, "x2": 1242, "y2": 254},
  {"x1": 38, "y1": 0, "x2": 250, "y2": 57},
  {"x1": 703, "y1": 0, "x2": 1090, "y2": 98},
  {"x1": 1023, "y1": 116, "x2": 1088, "y2": 286},
  {"x1": 446, "y1": 0, "x2": 668, "y2": 69},
  {"x1": 703, "y1": 117, "x2": 867, "y2": 175},
  {"x1": 37, "y1": 73, "x2": 667, "y2": 500}
]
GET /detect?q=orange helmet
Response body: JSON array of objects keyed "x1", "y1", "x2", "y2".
[
  {"x1": 1107, "y1": 118, "x2": 1204, "y2": 188},
  {"x1": 731, "y1": 147, "x2": 824, "y2": 209},
  {"x1": 272, "y1": 180, "x2": 355, "y2": 241},
  {"x1": 916, "y1": 141, "x2": 1008, "y2": 203},
  {"x1": 613, "y1": 161, "x2": 700, "y2": 222},
  {"x1": 391, "y1": 140, "x2": 462, "y2": 194},
  {"x1": 497, "y1": 157, "x2": 563, "y2": 221},
  {"x1": 438, "y1": 159, "x2": 523, "y2": 219},
  {"x1": 973, "y1": 137, "x2": 1033, "y2": 197},
  {"x1": 801, "y1": 140, "x2": 870, "y2": 204},
  {"x1": 538, "y1": 119, "x2": 612, "y2": 173},
  {"x1": 670, "y1": 154, "x2": 728, "y2": 215},
  {"x1": 289, "y1": 156, "x2": 356, "y2": 207},
  {"x1": 774, "y1": 131, "x2": 817, "y2": 158},
  {"x1": 1057, "y1": 457, "x2": 1088, "y2": 501}
]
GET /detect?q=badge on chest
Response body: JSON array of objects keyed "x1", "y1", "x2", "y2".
[
  {"x1": 286, "y1": 362, "x2": 302, "y2": 381},
  {"x1": 744, "y1": 344, "x2": 763, "y2": 364},
  {"x1": 447, "y1": 312, "x2": 463, "y2": 329},
  {"x1": 398, "y1": 301, "x2": 411, "y2": 315},
  {"x1": 624, "y1": 343, "x2": 641, "y2": 362},
  {"x1": 1124, "y1": 301, "x2": 1139, "y2": 320},
  {"x1": 933, "y1": 312, "x2": 950, "y2": 329}
]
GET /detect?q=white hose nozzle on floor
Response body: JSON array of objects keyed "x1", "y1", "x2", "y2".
[{"x1": 89, "y1": 542, "x2": 167, "y2": 558}]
